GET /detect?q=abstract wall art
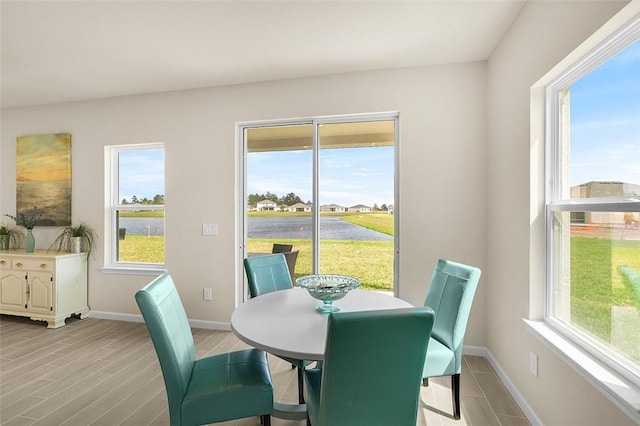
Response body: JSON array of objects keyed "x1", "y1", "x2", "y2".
[{"x1": 16, "y1": 133, "x2": 72, "y2": 226}]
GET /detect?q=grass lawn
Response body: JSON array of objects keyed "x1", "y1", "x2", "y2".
[
  {"x1": 341, "y1": 213, "x2": 394, "y2": 236},
  {"x1": 571, "y1": 236, "x2": 640, "y2": 364},
  {"x1": 118, "y1": 235, "x2": 165, "y2": 263},
  {"x1": 249, "y1": 238, "x2": 394, "y2": 291}
]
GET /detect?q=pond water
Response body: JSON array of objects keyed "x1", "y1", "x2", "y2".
[
  {"x1": 120, "y1": 216, "x2": 393, "y2": 241},
  {"x1": 118, "y1": 217, "x2": 164, "y2": 236},
  {"x1": 118, "y1": 216, "x2": 393, "y2": 241},
  {"x1": 249, "y1": 216, "x2": 392, "y2": 241}
]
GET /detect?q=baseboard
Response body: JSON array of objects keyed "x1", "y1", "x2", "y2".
[
  {"x1": 464, "y1": 345, "x2": 543, "y2": 426},
  {"x1": 89, "y1": 310, "x2": 231, "y2": 331}
]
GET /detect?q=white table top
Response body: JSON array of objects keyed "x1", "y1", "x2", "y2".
[{"x1": 231, "y1": 287, "x2": 412, "y2": 361}]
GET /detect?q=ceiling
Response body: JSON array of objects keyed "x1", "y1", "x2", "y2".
[{"x1": 1, "y1": 0, "x2": 527, "y2": 109}]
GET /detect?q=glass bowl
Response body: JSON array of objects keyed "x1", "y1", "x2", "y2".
[{"x1": 296, "y1": 274, "x2": 361, "y2": 313}]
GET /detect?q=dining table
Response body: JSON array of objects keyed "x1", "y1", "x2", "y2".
[{"x1": 230, "y1": 286, "x2": 413, "y2": 419}]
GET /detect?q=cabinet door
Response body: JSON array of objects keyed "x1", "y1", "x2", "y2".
[
  {"x1": 0, "y1": 271, "x2": 27, "y2": 312},
  {"x1": 28, "y1": 272, "x2": 53, "y2": 314}
]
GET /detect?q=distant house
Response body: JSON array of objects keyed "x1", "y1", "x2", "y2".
[
  {"x1": 320, "y1": 204, "x2": 346, "y2": 212},
  {"x1": 387, "y1": 204, "x2": 394, "y2": 215},
  {"x1": 349, "y1": 204, "x2": 372, "y2": 212},
  {"x1": 571, "y1": 181, "x2": 640, "y2": 198},
  {"x1": 288, "y1": 202, "x2": 312, "y2": 212},
  {"x1": 256, "y1": 199, "x2": 277, "y2": 211},
  {"x1": 570, "y1": 181, "x2": 640, "y2": 225},
  {"x1": 277, "y1": 204, "x2": 289, "y2": 212}
]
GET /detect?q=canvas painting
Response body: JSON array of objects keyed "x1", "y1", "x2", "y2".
[{"x1": 16, "y1": 133, "x2": 72, "y2": 226}]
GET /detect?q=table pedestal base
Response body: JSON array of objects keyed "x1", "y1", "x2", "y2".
[{"x1": 274, "y1": 401, "x2": 307, "y2": 420}]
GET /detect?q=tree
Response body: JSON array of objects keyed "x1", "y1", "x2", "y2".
[
  {"x1": 264, "y1": 192, "x2": 279, "y2": 202},
  {"x1": 281, "y1": 192, "x2": 302, "y2": 206},
  {"x1": 153, "y1": 194, "x2": 165, "y2": 204},
  {"x1": 131, "y1": 195, "x2": 139, "y2": 204}
]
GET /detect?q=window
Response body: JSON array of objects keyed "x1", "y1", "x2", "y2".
[
  {"x1": 105, "y1": 143, "x2": 165, "y2": 271},
  {"x1": 545, "y1": 27, "x2": 640, "y2": 388}
]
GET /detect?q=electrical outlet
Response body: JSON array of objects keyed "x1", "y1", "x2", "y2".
[
  {"x1": 530, "y1": 351, "x2": 538, "y2": 377},
  {"x1": 203, "y1": 288, "x2": 212, "y2": 301}
]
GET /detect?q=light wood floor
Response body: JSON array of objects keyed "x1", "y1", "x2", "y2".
[{"x1": 0, "y1": 315, "x2": 529, "y2": 426}]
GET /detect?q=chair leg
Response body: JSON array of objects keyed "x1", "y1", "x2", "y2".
[
  {"x1": 451, "y1": 373, "x2": 461, "y2": 420},
  {"x1": 297, "y1": 366, "x2": 305, "y2": 404},
  {"x1": 422, "y1": 377, "x2": 429, "y2": 387},
  {"x1": 261, "y1": 414, "x2": 271, "y2": 426}
]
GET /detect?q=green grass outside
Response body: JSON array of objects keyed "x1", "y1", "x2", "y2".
[
  {"x1": 119, "y1": 210, "x2": 164, "y2": 218},
  {"x1": 342, "y1": 213, "x2": 394, "y2": 236},
  {"x1": 118, "y1": 235, "x2": 165, "y2": 263},
  {"x1": 249, "y1": 239, "x2": 394, "y2": 291},
  {"x1": 571, "y1": 237, "x2": 640, "y2": 343}
]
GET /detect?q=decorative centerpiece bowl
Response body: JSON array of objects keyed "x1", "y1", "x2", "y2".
[{"x1": 296, "y1": 274, "x2": 361, "y2": 313}]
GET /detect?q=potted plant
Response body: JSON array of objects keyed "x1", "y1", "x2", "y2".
[
  {"x1": 4, "y1": 206, "x2": 42, "y2": 253},
  {"x1": 0, "y1": 223, "x2": 24, "y2": 250},
  {"x1": 50, "y1": 222, "x2": 98, "y2": 257}
]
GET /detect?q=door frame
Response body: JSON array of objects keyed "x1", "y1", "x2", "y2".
[{"x1": 236, "y1": 112, "x2": 400, "y2": 306}]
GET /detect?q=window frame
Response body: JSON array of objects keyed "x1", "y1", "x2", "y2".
[
  {"x1": 102, "y1": 143, "x2": 166, "y2": 275},
  {"x1": 539, "y1": 9, "x2": 640, "y2": 417}
]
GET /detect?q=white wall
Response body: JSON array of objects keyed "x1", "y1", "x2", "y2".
[
  {"x1": 0, "y1": 62, "x2": 487, "y2": 343},
  {"x1": 3, "y1": 2, "x2": 635, "y2": 422},
  {"x1": 487, "y1": 1, "x2": 634, "y2": 424}
]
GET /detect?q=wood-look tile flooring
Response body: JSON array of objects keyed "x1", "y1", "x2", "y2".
[{"x1": 0, "y1": 315, "x2": 529, "y2": 426}]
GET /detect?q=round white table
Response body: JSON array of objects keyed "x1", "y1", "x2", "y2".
[
  {"x1": 231, "y1": 287, "x2": 412, "y2": 361},
  {"x1": 231, "y1": 287, "x2": 413, "y2": 420}
]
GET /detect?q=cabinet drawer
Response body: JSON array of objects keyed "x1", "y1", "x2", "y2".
[
  {"x1": 0, "y1": 258, "x2": 11, "y2": 269},
  {"x1": 13, "y1": 259, "x2": 53, "y2": 272}
]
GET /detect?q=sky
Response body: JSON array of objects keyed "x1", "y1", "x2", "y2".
[
  {"x1": 118, "y1": 144, "x2": 394, "y2": 208},
  {"x1": 248, "y1": 145, "x2": 394, "y2": 208},
  {"x1": 569, "y1": 38, "x2": 640, "y2": 187},
  {"x1": 118, "y1": 148, "x2": 165, "y2": 202}
]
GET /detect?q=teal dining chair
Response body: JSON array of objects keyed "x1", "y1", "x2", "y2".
[
  {"x1": 135, "y1": 273, "x2": 274, "y2": 425},
  {"x1": 244, "y1": 253, "x2": 293, "y2": 297},
  {"x1": 244, "y1": 253, "x2": 312, "y2": 404},
  {"x1": 422, "y1": 258, "x2": 481, "y2": 420},
  {"x1": 304, "y1": 307, "x2": 435, "y2": 426}
]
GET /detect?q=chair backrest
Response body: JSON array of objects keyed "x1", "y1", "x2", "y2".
[
  {"x1": 135, "y1": 273, "x2": 196, "y2": 423},
  {"x1": 272, "y1": 243, "x2": 293, "y2": 253},
  {"x1": 244, "y1": 253, "x2": 293, "y2": 298},
  {"x1": 318, "y1": 307, "x2": 435, "y2": 426},
  {"x1": 424, "y1": 258, "x2": 481, "y2": 372},
  {"x1": 283, "y1": 250, "x2": 299, "y2": 282}
]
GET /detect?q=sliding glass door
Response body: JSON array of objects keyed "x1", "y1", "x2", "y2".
[{"x1": 241, "y1": 114, "x2": 397, "y2": 298}]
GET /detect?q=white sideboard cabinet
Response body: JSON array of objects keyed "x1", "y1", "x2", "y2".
[{"x1": 0, "y1": 250, "x2": 89, "y2": 328}]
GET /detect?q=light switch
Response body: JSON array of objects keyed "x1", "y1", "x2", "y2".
[{"x1": 202, "y1": 223, "x2": 217, "y2": 236}]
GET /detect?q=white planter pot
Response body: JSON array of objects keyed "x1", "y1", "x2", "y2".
[{"x1": 70, "y1": 237, "x2": 82, "y2": 253}]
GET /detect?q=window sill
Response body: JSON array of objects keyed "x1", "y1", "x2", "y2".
[
  {"x1": 100, "y1": 266, "x2": 167, "y2": 276},
  {"x1": 523, "y1": 319, "x2": 640, "y2": 422}
]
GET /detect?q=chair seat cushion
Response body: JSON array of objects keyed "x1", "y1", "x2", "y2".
[
  {"x1": 422, "y1": 337, "x2": 456, "y2": 378},
  {"x1": 182, "y1": 349, "x2": 273, "y2": 425}
]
